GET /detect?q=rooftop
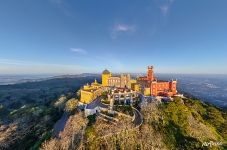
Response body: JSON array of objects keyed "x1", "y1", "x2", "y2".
[{"x1": 102, "y1": 69, "x2": 110, "y2": 74}]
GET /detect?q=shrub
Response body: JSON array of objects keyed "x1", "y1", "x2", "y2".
[{"x1": 64, "y1": 98, "x2": 78, "y2": 113}]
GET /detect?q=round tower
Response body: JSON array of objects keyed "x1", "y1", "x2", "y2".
[{"x1": 102, "y1": 69, "x2": 111, "y2": 86}]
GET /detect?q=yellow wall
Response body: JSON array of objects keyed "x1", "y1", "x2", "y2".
[
  {"x1": 80, "y1": 80, "x2": 104, "y2": 104},
  {"x1": 130, "y1": 79, "x2": 137, "y2": 89},
  {"x1": 144, "y1": 87, "x2": 151, "y2": 96},
  {"x1": 102, "y1": 73, "x2": 111, "y2": 86},
  {"x1": 80, "y1": 87, "x2": 103, "y2": 104},
  {"x1": 80, "y1": 90, "x2": 94, "y2": 104},
  {"x1": 131, "y1": 83, "x2": 140, "y2": 92},
  {"x1": 134, "y1": 84, "x2": 140, "y2": 92},
  {"x1": 130, "y1": 79, "x2": 137, "y2": 84}
]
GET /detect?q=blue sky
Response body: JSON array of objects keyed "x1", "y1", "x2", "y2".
[{"x1": 0, "y1": 0, "x2": 227, "y2": 74}]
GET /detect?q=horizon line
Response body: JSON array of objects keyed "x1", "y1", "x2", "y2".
[{"x1": 0, "y1": 72, "x2": 227, "y2": 76}]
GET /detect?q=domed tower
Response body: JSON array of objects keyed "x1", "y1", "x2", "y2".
[{"x1": 102, "y1": 69, "x2": 111, "y2": 86}]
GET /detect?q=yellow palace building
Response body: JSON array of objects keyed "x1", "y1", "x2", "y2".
[
  {"x1": 80, "y1": 79, "x2": 104, "y2": 104},
  {"x1": 80, "y1": 69, "x2": 142, "y2": 104},
  {"x1": 102, "y1": 69, "x2": 141, "y2": 92},
  {"x1": 102, "y1": 69, "x2": 131, "y2": 88}
]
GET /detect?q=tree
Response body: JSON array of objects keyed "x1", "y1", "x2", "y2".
[
  {"x1": 64, "y1": 98, "x2": 78, "y2": 113},
  {"x1": 0, "y1": 104, "x2": 5, "y2": 118},
  {"x1": 0, "y1": 104, "x2": 3, "y2": 110},
  {"x1": 54, "y1": 95, "x2": 67, "y2": 111}
]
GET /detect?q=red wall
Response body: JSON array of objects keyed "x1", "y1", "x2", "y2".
[
  {"x1": 150, "y1": 81, "x2": 177, "y2": 96},
  {"x1": 139, "y1": 66, "x2": 177, "y2": 97}
]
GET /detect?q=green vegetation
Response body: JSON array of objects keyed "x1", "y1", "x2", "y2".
[
  {"x1": 85, "y1": 114, "x2": 98, "y2": 148},
  {"x1": 115, "y1": 105, "x2": 134, "y2": 116},
  {"x1": 164, "y1": 97, "x2": 190, "y2": 130},
  {"x1": 87, "y1": 114, "x2": 97, "y2": 126},
  {"x1": 206, "y1": 107, "x2": 225, "y2": 128},
  {"x1": 6, "y1": 105, "x2": 62, "y2": 150},
  {"x1": 0, "y1": 104, "x2": 3, "y2": 109},
  {"x1": 0, "y1": 76, "x2": 98, "y2": 150},
  {"x1": 101, "y1": 99, "x2": 110, "y2": 104},
  {"x1": 64, "y1": 98, "x2": 78, "y2": 114},
  {"x1": 29, "y1": 131, "x2": 52, "y2": 150},
  {"x1": 0, "y1": 104, "x2": 7, "y2": 121},
  {"x1": 101, "y1": 91, "x2": 108, "y2": 100},
  {"x1": 40, "y1": 95, "x2": 226, "y2": 150},
  {"x1": 85, "y1": 126, "x2": 96, "y2": 140},
  {"x1": 159, "y1": 97, "x2": 227, "y2": 150}
]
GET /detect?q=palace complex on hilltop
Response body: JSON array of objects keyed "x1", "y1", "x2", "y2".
[{"x1": 79, "y1": 66, "x2": 177, "y2": 104}]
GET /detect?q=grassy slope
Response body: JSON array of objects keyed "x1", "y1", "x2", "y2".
[
  {"x1": 84, "y1": 97, "x2": 227, "y2": 150},
  {"x1": 160, "y1": 97, "x2": 227, "y2": 150}
]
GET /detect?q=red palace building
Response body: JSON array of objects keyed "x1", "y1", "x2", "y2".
[{"x1": 138, "y1": 66, "x2": 177, "y2": 97}]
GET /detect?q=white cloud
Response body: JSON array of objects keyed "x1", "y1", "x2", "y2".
[
  {"x1": 157, "y1": 0, "x2": 175, "y2": 16},
  {"x1": 114, "y1": 24, "x2": 135, "y2": 32},
  {"x1": 110, "y1": 23, "x2": 136, "y2": 39},
  {"x1": 160, "y1": 5, "x2": 170, "y2": 16},
  {"x1": 70, "y1": 48, "x2": 87, "y2": 54}
]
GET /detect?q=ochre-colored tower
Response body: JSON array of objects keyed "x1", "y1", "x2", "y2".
[
  {"x1": 147, "y1": 66, "x2": 154, "y2": 81},
  {"x1": 102, "y1": 69, "x2": 111, "y2": 86}
]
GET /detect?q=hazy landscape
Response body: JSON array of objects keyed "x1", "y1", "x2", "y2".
[
  {"x1": 158, "y1": 74, "x2": 227, "y2": 108},
  {"x1": 1, "y1": 0, "x2": 227, "y2": 149},
  {"x1": 0, "y1": 75, "x2": 97, "y2": 149},
  {"x1": 1, "y1": 73, "x2": 227, "y2": 149},
  {"x1": 1, "y1": 73, "x2": 226, "y2": 107}
]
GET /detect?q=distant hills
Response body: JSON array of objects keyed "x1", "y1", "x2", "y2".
[
  {"x1": 1, "y1": 73, "x2": 226, "y2": 108},
  {"x1": 0, "y1": 73, "x2": 99, "y2": 85}
]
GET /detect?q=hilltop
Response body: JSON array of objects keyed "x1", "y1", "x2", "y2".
[{"x1": 41, "y1": 96, "x2": 227, "y2": 150}]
